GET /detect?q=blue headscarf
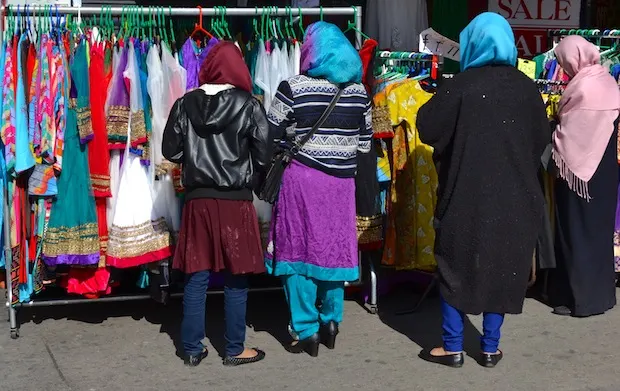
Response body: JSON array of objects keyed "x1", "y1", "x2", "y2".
[
  {"x1": 301, "y1": 21, "x2": 363, "y2": 84},
  {"x1": 459, "y1": 12, "x2": 518, "y2": 72}
]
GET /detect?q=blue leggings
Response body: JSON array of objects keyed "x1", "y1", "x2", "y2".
[
  {"x1": 282, "y1": 274, "x2": 345, "y2": 341},
  {"x1": 441, "y1": 297, "x2": 504, "y2": 353}
]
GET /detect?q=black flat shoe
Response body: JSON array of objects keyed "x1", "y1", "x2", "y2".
[
  {"x1": 286, "y1": 333, "x2": 320, "y2": 357},
  {"x1": 320, "y1": 321, "x2": 339, "y2": 350},
  {"x1": 419, "y1": 349, "x2": 464, "y2": 368},
  {"x1": 184, "y1": 348, "x2": 209, "y2": 367},
  {"x1": 479, "y1": 351, "x2": 503, "y2": 368},
  {"x1": 552, "y1": 306, "x2": 572, "y2": 316},
  {"x1": 223, "y1": 348, "x2": 266, "y2": 367}
]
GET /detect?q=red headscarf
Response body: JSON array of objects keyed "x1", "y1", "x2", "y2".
[{"x1": 198, "y1": 41, "x2": 253, "y2": 93}]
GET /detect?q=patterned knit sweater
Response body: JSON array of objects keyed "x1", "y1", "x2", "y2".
[{"x1": 267, "y1": 75, "x2": 373, "y2": 178}]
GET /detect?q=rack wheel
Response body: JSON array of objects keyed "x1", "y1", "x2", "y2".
[
  {"x1": 369, "y1": 305, "x2": 378, "y2": 315},
  {"x1": 10, "y1": 329, "x2": 19, "y2": 339}
]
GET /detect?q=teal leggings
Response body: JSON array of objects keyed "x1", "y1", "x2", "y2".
[{"x1": 282, "y1": 274, "x2": 345, "y2": 341}]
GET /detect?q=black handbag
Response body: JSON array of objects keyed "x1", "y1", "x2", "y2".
[{"x1": 257, "y1": 87, "x2": 345, "y2": 204}]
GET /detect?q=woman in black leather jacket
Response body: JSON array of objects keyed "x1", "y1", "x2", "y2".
[{"x1": 162, "y1": 41, "x2": 272, "y2": 367}]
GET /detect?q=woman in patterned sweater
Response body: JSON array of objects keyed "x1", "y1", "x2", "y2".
[{"x1": 265, "y1": 22, "x2": 373, "y2": 357}]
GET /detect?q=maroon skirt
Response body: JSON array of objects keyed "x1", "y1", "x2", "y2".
[{"x1": 172, "y1": 199, "x2": 266, "y2": 275}]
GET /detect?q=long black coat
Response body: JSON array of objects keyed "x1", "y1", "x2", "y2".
[{"x1": 417, "y1": 66, "x2": 550, "y2": 314}]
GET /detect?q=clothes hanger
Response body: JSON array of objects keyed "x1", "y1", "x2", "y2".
[
  {"x1": 343, "y1": 5, "x2": 370, "y2": 45},
  {"x1": 297, "y1": 7, "x2": 305, "y2": 38},
  {"x1": 192, "y1": 6, "x2": 213, "y2": 45},
  {"x1": 168, "y1": 7, "x2": 176, "y2": 45}
]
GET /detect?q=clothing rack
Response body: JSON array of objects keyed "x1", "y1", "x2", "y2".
[
  {"x1": 372, "y1": 49, "x2": 442, "y2": 315},
  {"x1": 547, "y1": 29, "x2": 620, "y2": 45},
  {"x1": 1, "y1": 5, "x2": 377, "y2": 341}
]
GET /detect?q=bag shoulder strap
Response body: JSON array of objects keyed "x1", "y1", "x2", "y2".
[{"x1": 291, "y1": 86, "x2": 346, "y2": 155}]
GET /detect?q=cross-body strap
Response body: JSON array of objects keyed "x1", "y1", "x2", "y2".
[{"x1": 290, "y1": 86, "x2": 346, "y2": 156}]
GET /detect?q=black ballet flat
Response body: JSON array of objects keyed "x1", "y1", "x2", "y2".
[
  {"x1": 419, "y1": 349, "x2": 464, "y2": 368},
  {"x1": 552, "y1": 306, "x2": 572, "y2": 316},
  {"x1": 223, "y1": 348, "x2": 266, "y2": 367},
  {"x1": 479, "y1": 350, "x2": 503, "y2": 368},
  {"x1": 286, "y1": 333, "x2": 320, "y2": 357},
  {"x1": 184, "y1": 348, "x2": 209, "y2": 367},
  {"x1": 320, "y1": 321, "x2": 339, "y2": 350}
]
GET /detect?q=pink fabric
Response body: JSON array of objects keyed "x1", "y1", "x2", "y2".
[{"x1": 553, "y1": 36, "x2": 620, "y2": 199}]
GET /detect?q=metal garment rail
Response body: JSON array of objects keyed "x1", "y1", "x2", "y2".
[{"x1": 2, "y1": 5, "x2": 377, "y2": 341}]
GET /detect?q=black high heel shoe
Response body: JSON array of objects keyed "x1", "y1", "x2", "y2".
[
  {"x1": 320, "y1": 321, "x2": 339, "y2": 349},
  {"x1": 286, "y1": 333, "x2": 320, "y2": 357}
]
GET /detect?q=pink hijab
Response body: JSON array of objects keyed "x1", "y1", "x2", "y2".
[{"x1": 553, "y1": 36, "x2": 620, "y2": 200}]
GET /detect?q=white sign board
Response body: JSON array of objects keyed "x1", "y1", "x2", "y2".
[
  {"x1": 488, "y1": 0, "x2": 581, "y2": 28},
  {"x1": 419, "y1": 28, "x2": 460, "y2": 62}
]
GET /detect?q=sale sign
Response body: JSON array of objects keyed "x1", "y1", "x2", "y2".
[
  {"x1": 488, "y1": 0, "x2": 582, "y2": 57},
  {"x1": 488, "y1": 0, "x2": 581, "y2": 28}
]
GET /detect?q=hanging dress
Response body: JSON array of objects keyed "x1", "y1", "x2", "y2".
[
  {"x1": 148, "y1": 44, "x2": 181, "y2": 235},
  {"x1": 181, "y1": 37, "x2": 218, "y2": 91},
  {"x1": 381, "y1": 80, "x2": 438, "y2": 271},
  {"x1": 43, "y1": 39, "x2": 100, "y2": 267},
  {"x1": 106, "y1": 40, "x2": 172, "y2": 268}
]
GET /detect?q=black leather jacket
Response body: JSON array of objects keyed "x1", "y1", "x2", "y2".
[{"x1": 162, "y1": 88, "x2": 272, "y2": 202}]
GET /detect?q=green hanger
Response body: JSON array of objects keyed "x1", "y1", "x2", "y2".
[
  {"x1": 211, "y1": 6, "x2": 219, "y2": 39},
  {"x1": 298, "y1": 7, "x2": 305, "y2": 38},
  {"x1": 275, "y1": 8, "x2": 284, "y2": 39},
  {"x1": 160, "y1": 7, "x2": 168, "y2": 43},
  {"x1": 320, "y1": 6, "x2": 324, "y2": 21},
  {"x1": 222, "y1": 6, "x2": 232, "y2": 39},
  {"x1": 168, "y1": 7, "x2": 176, "y2": 45},
  {"x1": 252, "y1": 7, "x2": 260, "y2": 41},
  {"x1": 344, "y1": 6, "x2": 370, "y2": 42}
]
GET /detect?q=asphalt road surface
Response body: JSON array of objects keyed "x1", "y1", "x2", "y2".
[{"x1": 1, "y1": 289, "x2": 619, "y2": 391}]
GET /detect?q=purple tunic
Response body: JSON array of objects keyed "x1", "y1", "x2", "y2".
[
  {"x1": 181, "y1": 37, "x2": 219, "y2": 91},
  {"x1": 264, "y1": 161, "x2": 359, "y2": 282}
]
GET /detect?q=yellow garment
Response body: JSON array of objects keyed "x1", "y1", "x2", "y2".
[{"x1": 381, "y1": 80, "x2": 438, "y2": 271}]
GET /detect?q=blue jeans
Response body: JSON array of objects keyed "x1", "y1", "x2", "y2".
[
  {"x1": 441, "y1": 297, "x2": 504, "y2": 353},
  {"x1": 181, "y1": 271, "x2": 249, "y2": 358},
  {"x1": 282, "y1": 274, "x2": 344, "y2": 340}
]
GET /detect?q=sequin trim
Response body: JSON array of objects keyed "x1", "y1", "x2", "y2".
[
  {"x1": 42, "y1": 223, "x2": 100, "y2": 256},
  {"x1": 356, "y1": 215, "x2": 383, "y2": 244},
  {"x1": 107, "y1": 105, "x2": 129, "y2": 142},
  {"x1": 107, "y1": 218, "x2": 171, "y2": 260}
]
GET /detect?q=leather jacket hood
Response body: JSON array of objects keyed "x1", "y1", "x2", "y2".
[{"x1": 162, "y1": 88, "x2": 273, "y2": 202}]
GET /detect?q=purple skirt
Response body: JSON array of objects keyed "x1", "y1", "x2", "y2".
[{"x1": 265, "y1": 161, "x2": 359, "y2": 282}]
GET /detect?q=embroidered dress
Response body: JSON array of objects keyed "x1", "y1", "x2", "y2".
[
  {"x1": 28, "y1": 35, "x2": 58, "y2": 197},
  {"x1": 106, "y1": 44, "x2": 130, "y2": 149},
  {"x1": 43, "y1": 40, "x2": 100, "y2": 266},
  {"x1": 148, "y1": 44, "x2": 181, "y2": 234},
  {"x1": 381, "y1": 80, "x2": 437, "y2": 271},
  {"x1": 106, "y1": 40, "x2": 172, "y2": 268}
]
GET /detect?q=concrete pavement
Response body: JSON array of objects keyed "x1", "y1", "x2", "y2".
[{"x1": 1, "y1": 289, "x2": 619, "y2": 391}]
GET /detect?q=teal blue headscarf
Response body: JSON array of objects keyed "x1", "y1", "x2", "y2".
[
  {"x1": 459, "y1": 12, "x2": 518, "y2": 72},
  {"x1": 301, "y1": 21, "x2": 363, "y2": 84}
]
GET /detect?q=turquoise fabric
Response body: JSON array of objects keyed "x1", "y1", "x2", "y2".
[
  {"x1": 265, "y1": 258, "x2": 359, "y2": 282},
  {"x1": 15, "y1": 34, "x2": 35, "y2": 174},
  {"x1": 282, "y1": 274, "x2": 344, "y2": 340},
  {"x1": 459, "y1": 12, "x2": 518, "y2": 72},
  {"x1": 301, "y1": 21, "x2": 363, "y2": 84}
]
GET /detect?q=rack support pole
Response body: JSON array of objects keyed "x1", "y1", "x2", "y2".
[{"x1": 4, "y1": 185, "x2": 18, "y2": 339}]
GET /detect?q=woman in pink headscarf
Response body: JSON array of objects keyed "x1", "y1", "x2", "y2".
[{"x1": 550, "y1": 36, "x2": 620, "y2": 317}]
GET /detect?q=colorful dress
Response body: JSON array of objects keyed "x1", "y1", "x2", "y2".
[
  {"x1": 381, "y1": 80, "x2": 438, "y2": 271},
  {"x1": 181, "y1": 37, "x2": 218, "y2": 91},
  {"x1": 106, "y1": 40, "x2": 172, "y2": 268},
  {"x1": 43, "y1": 39, "x2": 100, "y2": 267},
  {"x1": 148, "y1": 44, "x2": 182, "y2": 234}
]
